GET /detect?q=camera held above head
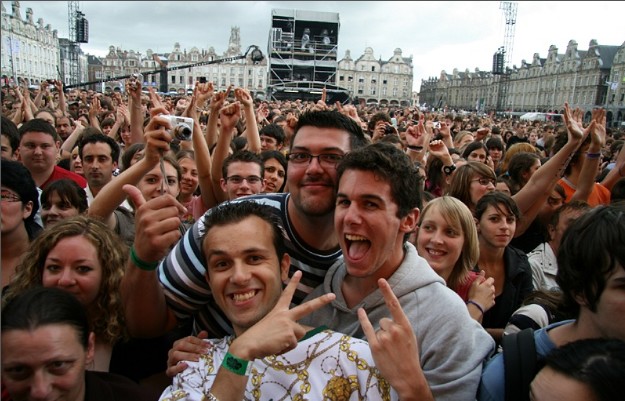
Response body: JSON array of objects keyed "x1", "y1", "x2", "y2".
[{"x1": 161, "y1": 115, "x2": 194, "y2": 141}]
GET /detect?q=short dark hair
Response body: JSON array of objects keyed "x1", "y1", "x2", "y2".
[
  {"x1": 542, "y1": 338, "x2": 625, "y2": 401},
  {"x1": 507, "y1": 152, "x2": 541, "y2": 188},
  {"x1": 1, "y1": 115, "x2": 20, "y2": 154},
  {"x1": 41, "y1": 178, "x2": 89, "y2": 216},
  {"x1": 486, "y1": 136, "x2": 504, "y2": 151},
  {"x1": 259, "y1": 123, "x2": 286, "y2": 146},
  {"x1": 337, "y1": 142, "x2": 422, "y2": 219},
  {"x1": 100, "y1": 117, "x2": 116, "y2": 129},
  {"x1": 474, "y1": 191, "x2": 521, "y2": 221},
  {"x1": 200, "y1": 200, "x2": 287, "y2": 260},
  {"x1": 78, "y1": 132, "x2": 120, "y2": 163},
  {"x1": 1, "y1": 286, "x2": 90, "y2": 348},
  {"x1": 556, "y1": 204, "x2": 625, "y2": 317},
  {"x1": 461, "y1": 141, "x2": 488, "y2": 160},
  {"x1": 221, "y1": 150, "x2": 264, "y2": 180},
  {"x1": 367, "y1": 111, "x2": 391, "y2": 133},
  {"x1": 1, "y1": 159, "x2": 41, "y2": 239},
  {"x1": 292, "y1": 110, "x2": 367, "y2": 152},
  {"x1": 121, "y1": 143, "x2": 145, "y2": 171},
  {"x1": 18, "y1": 118, "x2": 59, "y2": 142},
  {"x1": 547, "y1": 200, "x2": 591, "y2": 233}
]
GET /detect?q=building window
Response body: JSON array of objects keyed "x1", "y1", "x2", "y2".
[
  {"x1": 358, "y1": 89, "x2": 363, "y2": 94},
  {"x1": 383, "y1": 79, "x2": 387, "y2": 85},
  {"x1": 348, "y1": 76, "x2": 353, "y2": 82},
  {"x1": 339, "y1": 75, "x2": 344, "y2": 81},
  {"x1": 371, "y1": 66, "x2": 375, "y2": 72},
  {"x1": 171, "y1": 76, "x2": 176, "y2": 84}
]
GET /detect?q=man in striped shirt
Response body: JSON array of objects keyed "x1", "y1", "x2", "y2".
[{"x1": 122, "y1": 110, "x2": 368, "y2": 338}]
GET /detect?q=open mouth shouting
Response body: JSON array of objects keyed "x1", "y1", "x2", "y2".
[{"x1": 344, "y1": 234, "x2": 371, "y2": 262}]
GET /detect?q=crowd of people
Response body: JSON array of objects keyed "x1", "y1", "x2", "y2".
[{"x1": 2, "y1": 77, "x2": 625, "y2": 401}]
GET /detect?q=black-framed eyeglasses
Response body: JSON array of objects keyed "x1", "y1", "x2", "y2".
[
  {"x1": 286, "y1": 152, "x2": 344, "y2": 167},
  {"x1": 1, "y1": 191, "x2": 21, "y2": 203},
  {"x1": 471, "y1": 177, "x2": 496, "y2": 186},
  {"x1": 225, "y1": 175, "x2": 263, "y2": 185}
]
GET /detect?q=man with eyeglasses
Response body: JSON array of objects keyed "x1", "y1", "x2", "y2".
[
  {"x1": 219, "y1": 150, "x2": 265, "y2": 201},
  {"x1": 121, "y1": 110, "x2": 369, "y2": 339}
]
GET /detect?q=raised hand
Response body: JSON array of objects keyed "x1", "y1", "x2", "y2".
[
  {"x1": 589, "y1": 107, "x2": 606, "y2": 150},
  {"x1": 234, "y1": 87, "x2": 253, "y2": 109},
  {"x1": 196, "y1": 81, "x2": 214, "y2": 108},
  {"x1": 117, "y1": 103, "x2": 131, "y2": 126},
  {"x1": 358, "y1": 278, "x2": 431, "y2": 400},
  {"x1": 123, "y1": 183, "x2": 185, "y2": 265},
  {"x1": 563, "y1": 102, "x2": 586, "y2": 143},
  {"x1": 143, "y1": 108, "x2": 173, "y2": 164},
  {"x1": 89, "y1": 97, "x2": 101, "y2": 119},
  {"x1": 405, "y1": 114, "x2": 430, "y2": 148},
  {"x1": 256, "y1": 102, "x2": 269, "y2": 124},
  {"x1": 219, "y1": 102, "x2": 241, "y2": 134},
  {"x1": 126, "y1": 75, "x2": 142, "y2": 103},
  {"x1": 336, "y1": 102, "x2": 362, "y2": 125},
  {"x1": 427, "y1": 139, "x2": 451, "y2": 160},
  {"x1": 147, "y1": 87, "x2": 165, "y2": 110},
  {"x1": 53, "y1": 79, "x2": 64, "y2": 94},
  {"x1": 229, "y1": 271, "x2": 336, "y2": 361},
  {"x1": 210, "y1": 85, "x2": 232, "y2": 113}
]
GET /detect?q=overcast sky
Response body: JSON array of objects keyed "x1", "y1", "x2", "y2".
[{"x1": 15, "y1": 1, "x2": 625, "y2": 91}]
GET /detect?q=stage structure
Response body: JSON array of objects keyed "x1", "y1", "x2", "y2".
[{"x1": 266, "y1": 9, "x2": 351, "y2": 104}]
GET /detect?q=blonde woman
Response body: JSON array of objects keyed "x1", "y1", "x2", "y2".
[{"x1": 416, "y1": 196, "x2": 495, "y2": 322}]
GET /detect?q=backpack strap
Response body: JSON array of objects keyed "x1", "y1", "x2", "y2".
[{"x1": 502, "y1": 328, "x2": 536, "y2": 401}]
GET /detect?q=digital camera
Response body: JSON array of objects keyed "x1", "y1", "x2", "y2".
[
  {"x1": 384, "y1": 125, "x2": 396, "y2": 135},
  {"x1": 432, "y1": 121, "x2": 441, "y2": 129},
  {"x1": 162, "y1": 115, "x2": 194, "y2": 141},
  {"x1": 128, "y1": 73, "x2": 143, "y2": 91}
]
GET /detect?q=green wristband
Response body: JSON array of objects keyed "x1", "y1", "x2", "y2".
[
  {"x1": 222, "y1": 352, "x2": 253, "y2": 376},
  {"x1": 129, "y1": 245, "x2": 159, "y2": 271}
]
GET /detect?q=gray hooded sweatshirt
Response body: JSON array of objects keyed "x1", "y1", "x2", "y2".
[{"x1": 301, "y1": 242, "x2": 495, "y2": 401}]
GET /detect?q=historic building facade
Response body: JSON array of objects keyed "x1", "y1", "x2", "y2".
[
  {"x1": 95, "y1": 27, "x2": 267, "y2": 96},
  {"x1": 419, "y1": 39, "x2": 625, "y2": 127},
  {"x1": 1, "y1": 1, "x2": 60, "y2": 87},
  {"x1": 337, "y1": 47, "x2": 414, "y2": 106}
]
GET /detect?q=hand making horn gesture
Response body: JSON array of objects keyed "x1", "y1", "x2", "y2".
[{"x1": 358, "y1": 278, "x2": 434, "y2": 401}]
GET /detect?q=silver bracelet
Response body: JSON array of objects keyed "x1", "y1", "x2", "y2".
[{"x1": 206, "y1": 392, "x2": 220, "y2": 401}]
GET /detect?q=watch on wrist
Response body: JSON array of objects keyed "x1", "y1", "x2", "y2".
[{"x1": 442, "y1": 164, "x2": 457, "y2": 176}]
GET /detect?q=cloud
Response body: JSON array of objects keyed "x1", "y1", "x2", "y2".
[{"x1": 14, "y1": 1, "x2": 625, "y2": 92}]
